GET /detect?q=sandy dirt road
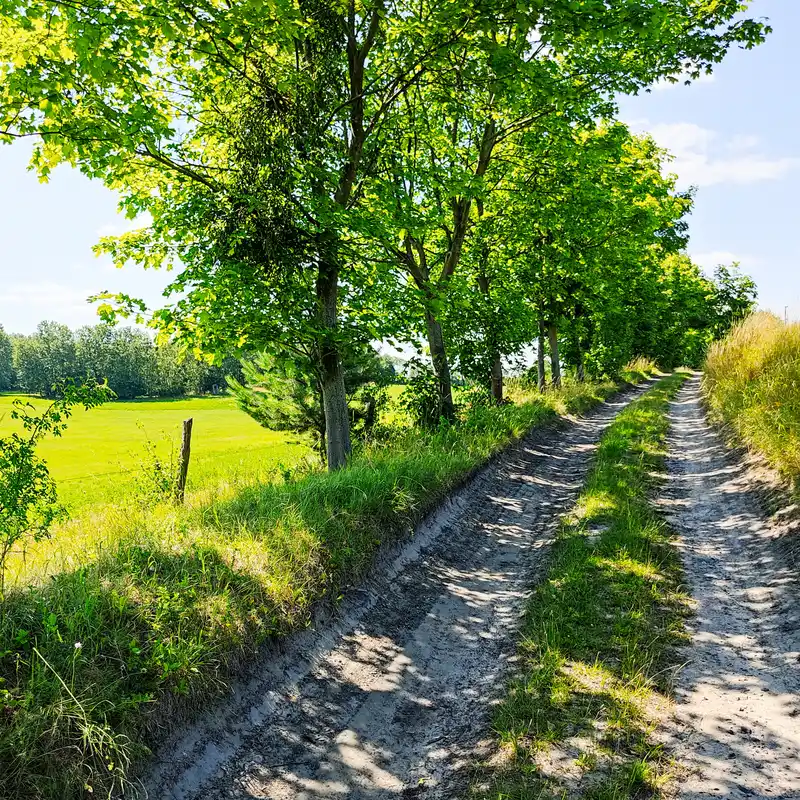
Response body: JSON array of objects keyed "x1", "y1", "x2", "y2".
[
  {"x1": 664, "y1": 375, "x2": 800, "y2": 799},
  {"x1": 140, "y1": 385, "x2": 651, "y2": 800}
]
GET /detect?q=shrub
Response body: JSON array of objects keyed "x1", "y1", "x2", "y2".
[{"x1": 0, "y1": 382, "x2": 112, "y2": 594}]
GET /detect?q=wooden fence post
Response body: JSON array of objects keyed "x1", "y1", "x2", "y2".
[{"x1": 175, "y1": 418, "x2": 193, "y2": 503}]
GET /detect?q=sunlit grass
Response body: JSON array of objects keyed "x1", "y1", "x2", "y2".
[
  {"x1": 0, "y1": 393, "x2": 311, "y2": 510},
  {"x1": 475, "y1": 372, "x2": 691, "y2": 800},
  {"x1": 704, "y1": 312, "x2": 800, "y2": 486}
]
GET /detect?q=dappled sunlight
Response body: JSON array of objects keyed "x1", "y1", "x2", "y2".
[
  {"x1": 0, "y1": 372, "x2": 655, "y2": 798},
  {"x1": 123, "y1": 379, "x2": 657, "y2": 800},
  {"x1": 478, "y1": 374, "x2": 693, "y2": 800},
  {"x1": 664, "y1": 374, "x2": 800, "y2": 799}
]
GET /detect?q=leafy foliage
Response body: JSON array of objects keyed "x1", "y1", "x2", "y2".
[
  {"x1": 228, "y1": 346, "x2": 395, "y2": 459},
  {"x1": 0, "y1": 381, "x2": 112, "y2": 593},
  {"x1": 399, "y1": 361, "x2": 446, "y2": 429},
  {"x1": 10, "y1": 321, "x2": 243, "y2": 399},
  {"x1": 0, "y1": 325, "x2": 12, "y2": 391},
  {"x1": 0, "y1": 0, "x2": 770, "y2": 465}
]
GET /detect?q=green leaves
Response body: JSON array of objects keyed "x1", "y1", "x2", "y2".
[
  {"x1": 0, "y1": 379, "x2": 112, "y2": 594},
  {"x1": 0, "y1": 0, "x2": 768, "y2": 440}
]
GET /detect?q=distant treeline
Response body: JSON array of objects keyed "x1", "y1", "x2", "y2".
[{"x1": 0, "y1": 321, "x2": 243, "y2": 399}]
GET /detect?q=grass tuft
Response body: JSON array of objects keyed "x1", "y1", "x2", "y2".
[{"x1": 474, "y1": 372, "x2": 691, "y2": 800}]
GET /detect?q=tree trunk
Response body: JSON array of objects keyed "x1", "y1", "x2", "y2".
[
  {"x1": 548, "y1": 322, "x2": 562, "y2": 389},
  {"x1": 491, "y1": 355, "x2": 503, "y2": 404},
  {"x1": 317, "y1": 257, "x2": 351, "y2": 470},
  {"x1": 424, "y1": 309, "x2": 456, "y2": 421},
  {"x1": 576, "y1": 346, "x2": 586, "y2": 383},
  {"x1": 476, "y1": 270, "x2": 503, "y2": 404},
  {"x1": 537, "y1": 319, "x2": 547, "y2": 393}
]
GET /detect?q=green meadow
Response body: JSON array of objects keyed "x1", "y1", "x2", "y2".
[{"x1": 0, "y1": 393, "x2": 311, "y2": 511}]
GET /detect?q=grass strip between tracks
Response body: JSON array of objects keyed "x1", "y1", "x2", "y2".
[{"x1": 476, "y1": 371, "x2": 691, "y2": 800}]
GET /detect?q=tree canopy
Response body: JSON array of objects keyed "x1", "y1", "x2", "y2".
[{"x1": 0, "y1": 0, "x2": 769, "y2": 464}]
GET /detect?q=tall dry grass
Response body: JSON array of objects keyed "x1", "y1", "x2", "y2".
[{"x1": 704, "y1": 311, "x2": 800, "y2": 483}]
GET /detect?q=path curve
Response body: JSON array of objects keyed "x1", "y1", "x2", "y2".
[
  {"x1": 664, "y1": 375, "x2": 800, "y2": 799},
  {"x1": 141, "y1": 385, "x2": 650, "y2": 800}
]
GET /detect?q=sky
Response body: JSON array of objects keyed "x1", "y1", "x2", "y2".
[{"x1": 0, "y1": 0, "x2": 797, "y2": 336}]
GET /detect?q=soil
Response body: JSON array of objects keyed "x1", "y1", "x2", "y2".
[
  {"x1": 139, "y1": 385, "x2": 651, "y2": 800},
  {"x1": 662, "y1": 374, "x2": 800, "y2": 799}
]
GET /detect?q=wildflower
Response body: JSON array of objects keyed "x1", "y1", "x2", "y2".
[{"x1": 74, "y1": 642, "x2": 82, "y2": 650}]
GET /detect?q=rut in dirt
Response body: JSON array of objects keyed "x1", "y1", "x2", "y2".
[
  {"x1": 141, "y1": 385, "x2": 650, "y2": 800},
  {"x1": 664, "y1": 375, "x2": 800, "y2": 799}
]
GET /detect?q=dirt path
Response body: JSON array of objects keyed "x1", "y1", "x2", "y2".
[
  {"x1": 664, "y1": 375, "x2": 800, "y2": 799},
  {"x1": 141, "y1": 386, "x2": 650, "y2": 800}
]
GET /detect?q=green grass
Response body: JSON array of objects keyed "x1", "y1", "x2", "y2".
[
  {"x1": 704, "y1": 312, "x2": 800, "y2": 487},
  {"x1": 0, "y1": 394, "x2": 311, "y2": 510},
  {"x1": 475, "y1": 372, "x2": 691, "y2": 800},
  {"x1": 0, "y1": 372, "x2": 656, "y2": 799}
]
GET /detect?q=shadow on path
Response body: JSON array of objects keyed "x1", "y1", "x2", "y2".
[
  {"x1": 142, "y1": 389, "x2": 651, "y2": 800},
  {"x1": 663, "y1": 375, "x2": 800, "y2": 799}
]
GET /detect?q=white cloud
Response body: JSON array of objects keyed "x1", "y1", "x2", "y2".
[{"x1": 627, "y1": 121, "x2": 800, "y2": 187}]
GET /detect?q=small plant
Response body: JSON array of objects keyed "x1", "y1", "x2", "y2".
[
  {"x1": 132, "y1": 424, "x2": 180, "y2": 503},
  {"x1": 0, "y1": 381, "x2": 112, "y2": 595},
  {"x1": 400, "y1": 360, "x2": 443, "y2": 428}
]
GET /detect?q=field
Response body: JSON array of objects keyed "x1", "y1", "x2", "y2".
[{"x1": 0, "y1": 393, "x2": 312, "y2": 510}]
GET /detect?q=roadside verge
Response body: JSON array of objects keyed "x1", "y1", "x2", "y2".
[{"x1": 0, "y1": 373, "x2": 654, "y2": 800}]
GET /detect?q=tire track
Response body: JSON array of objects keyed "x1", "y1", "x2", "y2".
[
  {"x1": 141, "y1": 384, "x2": 651, "y2": 800},
  {"x1": 664, "y1": 375, "x2": 800, "y2": 799}
]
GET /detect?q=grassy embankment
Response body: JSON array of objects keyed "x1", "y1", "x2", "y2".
[
  {"x1": 0, "y1": 364, "x2": 655, "y2": 799},
  {"x1": 704, "y1": 311, "x2": 800, "y2": 490},
  {"x1": 476, "y1": 372, "x2": 691, "y2": 799}
]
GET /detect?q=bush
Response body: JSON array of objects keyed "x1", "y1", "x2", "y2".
[{"x1": 704, "y1": 312, "x2": 800, "y2": 484}]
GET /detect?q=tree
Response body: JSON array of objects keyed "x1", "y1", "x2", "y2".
[
  {"x1": 76, "y1": 325, "x2": 154, "y2": 399},
  {"x1": 711, "y1": 263, "x2": 758, "y2": 338},
  {"x1": 12, "y1": 321, "x2": 79, "y2": 397},
  {"x1": 229, "y1": 345, "x2": 393, "y2": 460},
  {"x1": 360, "y1": 3, "x2": 768, "y2": 410},
  {"x1": 0, "y1": 325, "x2": 12, "y2": 391},
  {"x1": 0, "y1": 0, "x2": 769, "y2": 467}
]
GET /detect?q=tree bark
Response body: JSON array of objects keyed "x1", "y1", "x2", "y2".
[
  {"x1": 424, "y1": 308, "x2": 456, "y2": 421},
  {"x1": 537, "y1": 318, "x2": 547, "y2": 393},
  {"x1": 317, "y1": 257, "x2": 351, "y2": 470},
  {"x1": 576, "y1": 346, "x2": 586, "y2": 382},
  {"x1": 476, "y1": 269, "x2": 503, "y2": 403},
  {"x1": 548, "y1": 322, "x2": 562, "y2": 389},
  {"x1": 491, "y1": 355, "x2": 503, "y2": 404}
]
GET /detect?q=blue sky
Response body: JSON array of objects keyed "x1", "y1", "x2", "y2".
[{"x1": 0, "y1": 0, "x2": 797, "y2": 335}]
